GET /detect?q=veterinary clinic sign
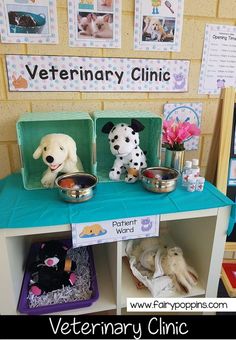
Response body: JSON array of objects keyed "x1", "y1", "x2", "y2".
[
  {"x1": 71, "y1": 215, "x2": 160, "y2": 247},
  {"x1": 6, "y1": 55, "x2": 189, "y2": 92}
]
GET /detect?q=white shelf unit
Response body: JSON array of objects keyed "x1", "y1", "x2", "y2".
[{"x1": 0, "y1": 206, "x2": 230, "y2": 315}]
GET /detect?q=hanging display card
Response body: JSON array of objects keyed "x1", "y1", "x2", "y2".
[
  {"x1": 68, "y1": 0, "x2": 121, "y2": 49},
  {"x1": 0, "y1": 0, "x2": 58, "y2": 44},
  {"x1": 6, "y1": 55, "x2": 189, "y2": 92},
  {"x1": 72, "y1": 215, "x2": 160, "y2": 247},
  {"x1": 199, "y1": 24, "x2": 236, "y2": 95},
  {"x1": 134, "y1": 0, "x2": 184, "y2": 52},
  {"x1": 163, "y1": 102, "x2": 202, "y2": 150}
]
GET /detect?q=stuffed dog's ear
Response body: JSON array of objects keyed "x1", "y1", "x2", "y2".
[
  {"x1": 101, "y1": 122, "x2": 114, "y2": 134},
  {"x1": 33, "y1": 145, "x2": 43, "y2": 159},
  {"x1": 66, "y1": 137, "x2": 78, "y2": 163},
  {"x1": 130, "y1": 119, "x2": 145, "y2": 132}
]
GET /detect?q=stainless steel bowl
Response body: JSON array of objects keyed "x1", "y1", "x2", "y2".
[
  {"x1": 141, "y1": 167, "x2": 179, "y2": 193},
  {"x1": 55, "y1": 172, "x2": 98, "y2": 203}
]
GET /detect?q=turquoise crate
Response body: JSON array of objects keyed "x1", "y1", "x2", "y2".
[
  {"x1": 16, "y1": 112, "x2": 94, "y2": 190},
  {"x1": 93, "y1": 111, "x2": 162, "y2": 182}
]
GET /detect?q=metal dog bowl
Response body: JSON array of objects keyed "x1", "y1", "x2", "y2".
[
  {"x1": 55, "y1": 172, "x2": 98, "y2": 203},
  {"x1": 141, "y1": 167, "x2": 179, "y2": 193}
]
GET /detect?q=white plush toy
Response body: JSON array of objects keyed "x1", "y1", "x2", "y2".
[
  {"x1": 102, "y1": 119, "x2": 147, "y2": 183},
  {"x1": 161, "y1": 247, "x2": 198, "y2": 294},
  {"x1": 33, "y1": 133, "x2": 84, "y2": 188}
]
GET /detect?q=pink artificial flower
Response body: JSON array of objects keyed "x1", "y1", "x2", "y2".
[{"x1": 162, "y1": 119, "x2": 200, "y2": 150}]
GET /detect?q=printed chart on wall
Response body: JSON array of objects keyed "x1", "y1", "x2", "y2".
[
  {"x1": 199, "y1": 24, "x2": 236, "y2": 95},
  {"x1": 134, "y1": 0, "x2": 184, "y2": 51},
  {"x1": 68, "y1": 0, "x2": 121, "y2": 48},
  {"x1": 0, "y1": 0, "x2": 58, "y2": 44},
  {"x1": 163, "y1": 103, "x2": 202, "y2": 150}
]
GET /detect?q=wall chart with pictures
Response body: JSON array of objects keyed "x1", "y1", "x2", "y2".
[
  {"x1": 134, "y1": 0, "x2": 184, "y2": 51},
  {"x1": 68, "y1": 0, "x2": 121, "y2": 48},
  {"x1": 163, "y1": 102, "x2": 202, "y2": 150},
  {"x1": 6, "y1": 55, "x2": 190, "y2": 92},
  {"x1": 0, "y1": 0, "x2": 58, "y2": 44}
]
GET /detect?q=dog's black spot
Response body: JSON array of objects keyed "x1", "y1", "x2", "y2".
[
  {"x1": 130, "y1": 159, "x2": 132, "y2": 163},
  {"x1": 111, "y1": 168, "x2": 114, "y2": 171},
  {"x1": 44, "y1": 147, "x2": 47, "y2": 151},
  {"x1": 111, "y1": 139, "x2": 115, "y2": 143},
  {"x1": 136, "y1": 153, "x2": 139, "y2": 157},
  {"x1": 111, "y1": 127, "x2": 116, "y2": 132},
  {"x1": 128, "y1": 178, "x2": 132, "y2": 181},
  {"x1": 125, "y1": 128, "x2": 127, "y2": 130},
  {"x1": 117, "y1": 171, "x2": 120, "y2": 175},
  {"x1": 134, "y1": 140, "x2": 137, "y2": 144},
  {"x1": 134, "y1": 162, "x2": 138, "y2": 166},
  {"x1": 114, "y1": 135, "x2": 118, "y2": 140},
  {"x1": 120, "y1": 165, "x2": 123, "y2": 169},
  {"x1": 141, "y1": 151, "x2": 143, "y2": 155},
  {"x1": 132, "y1": 131, "x2": 135, "y2": 135},
  {"x1": 120, "y1": 157, "x2": 123, "y2": 160},
  {"x1": 135, "y1": 146, "x2": 138, "y2": 149},
  {"x1": 125, "y1": 137, "x2": 130, "y2": 143},
  {"x1": 121, "y1": 124, "x2": 124, "y2": 127},
  {"x1": 174, "y1": 253, "x2": 178, "y2": 256},
  {"x1": 140, "y1": 162, "x2": 143, "y2": 166}
]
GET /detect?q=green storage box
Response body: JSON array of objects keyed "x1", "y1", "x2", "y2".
[
  {"x1": 93, "y1": 111, "x2": 162, "y2": 182},
  {"x1": 16, "y1": 112, "x2": 94, "y2": 190}
]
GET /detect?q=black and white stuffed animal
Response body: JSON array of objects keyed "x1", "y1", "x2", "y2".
[
  {"x1": 102, "y1": 119, "x2": 147, "y2": 183},
  {"x1": 29, "y1": 240, "x2": 76, "y2": 296}
]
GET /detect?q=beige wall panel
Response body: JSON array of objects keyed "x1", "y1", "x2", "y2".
[
  {"x1": 0, "y1": 102, "x2": 30, "y2": 141},
  {"x1": 0, "y1": 144, "x2": 11, "y2": 179},
  {"x1": 184, "y1": 0, "x2": 217, "y2": 17},
  {"x1": 201, "y1": 135, "x2": 213, "y2": 167},
  {"x1": 218, "y1": 0, "x2": 236, "y2": 18},
  {"x1": 31, "y1": 100, "x2": 102, "y2": 113}
]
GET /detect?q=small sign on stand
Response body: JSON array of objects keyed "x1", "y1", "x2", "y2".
[{"x1": 72, "y1": 215, "x2": 160, "y2": 247}]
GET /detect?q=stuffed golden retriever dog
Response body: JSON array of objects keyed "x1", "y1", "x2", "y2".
[{"x1": 33, "y1": 133, "x2": 84, "y2": 188}]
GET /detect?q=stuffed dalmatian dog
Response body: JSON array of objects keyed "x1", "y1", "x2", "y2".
[{"x1": 102, "y1": 119, "x2": 147, "y2": 183}]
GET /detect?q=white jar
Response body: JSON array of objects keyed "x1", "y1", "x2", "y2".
[
  {"x1": 196, "y1": 177, "x2": 205, "y2": 192},
  {"x1": 187, "y1": 177, "x2": 197, "y2": 192}
]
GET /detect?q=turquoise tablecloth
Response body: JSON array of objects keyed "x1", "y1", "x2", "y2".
[{"x1": 0, "y1": 173, "x2": 235, "y2": 235}]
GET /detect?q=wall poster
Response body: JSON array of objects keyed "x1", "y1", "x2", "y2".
[
  {"x1": 68, "y1": 0, "x2": 121, "y2": 48},
  {"x1": 0, "y1": 0, "x2": 58, "y2": 44},
  {"x1": 6, "y1": 55, "x2": 190, "y2": 92},
  {"x1": 163, "y1": 102, "x2": 202, "y2": 150},
  {"x1": 134, "y1": 0, "x2": 184, "y2": 52},
  {"x1": 199, "y1": 24, "x2": 236, "y2": 95}
]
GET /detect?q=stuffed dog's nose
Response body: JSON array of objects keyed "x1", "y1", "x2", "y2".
[
  {"x1": 46, "y1": 155, "x2": 54, "y2": 163},
  {"x1": 114, "y1": 145, "x2": 120, "y2": 150}
]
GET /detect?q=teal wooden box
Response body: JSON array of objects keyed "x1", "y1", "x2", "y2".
[
  {"x1": 93, "y1": 111, "x2": 162, "y2": 182},
  {"x1": 16, "y1": 112, "x2": 94, "y2": 190}
]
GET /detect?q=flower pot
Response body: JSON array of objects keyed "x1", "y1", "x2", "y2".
[{"x1": 164, "y1": 148, "x2": 185, "y2": 173}]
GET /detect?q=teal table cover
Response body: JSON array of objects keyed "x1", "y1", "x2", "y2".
[{"x1": 0, "y1": 173, "x2": 235, "y2": 235}]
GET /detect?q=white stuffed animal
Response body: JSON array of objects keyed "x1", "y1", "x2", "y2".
[
  {"x1": 33, "y1": 133, "x2": 84, "y2": 188},
  {"x1": 161, "y1": 247, "x2": 198, "y2": 294},
  {"x1": 102, "y1": 119, "x2": 147, "y2": 183}
]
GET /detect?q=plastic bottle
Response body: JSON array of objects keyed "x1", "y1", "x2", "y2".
[
  {"x1": 182, "y1": 160, "x2": 192, "y2": 186},
  {"x1": 196, "y1": 177, "x2": 205, "y2": 192},
  {"x1": 187, "y1": 176, "x2": 197, "y2": 192},
  {"x1": 191, "y1": 159, "x2": 200, "y2": 178}
]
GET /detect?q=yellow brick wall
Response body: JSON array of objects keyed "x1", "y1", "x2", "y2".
[{"x1": 0, "y1": 0, "x2": 235, "y2": 179}]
